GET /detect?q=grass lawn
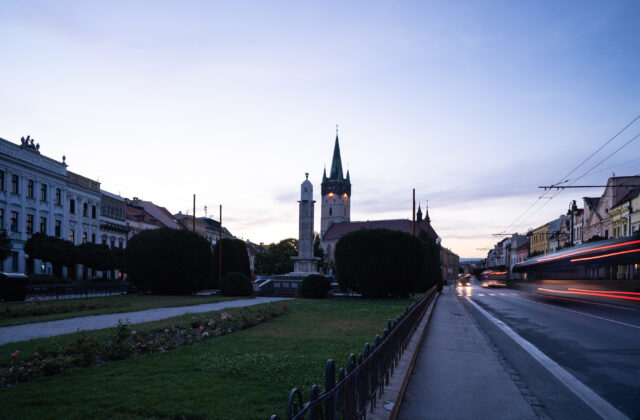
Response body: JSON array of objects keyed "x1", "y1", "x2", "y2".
[
  {"x1": 0, "y1": 297, "x2": 414, "y2": 419},
  {"x1": 0, "y1": 294, "x2": 244, "y2": 327}
]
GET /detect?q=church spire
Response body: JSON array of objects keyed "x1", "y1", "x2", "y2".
[
  {"x1": 425, "y1": 201, "x2": 430, "y2": 223},
  {"x1": 330, "y1": 130, "x2": 344, "y2": 180},
  {"x1": 417, "y1": 203, "x2": 423, "y2": 222}
]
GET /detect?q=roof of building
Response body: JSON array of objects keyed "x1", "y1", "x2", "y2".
[
  {"x1": 245, "y1": 240, "x2": 266, "y2": 256},
  {"x1": 125, "y1": 204, "x2": 164, "y2": 227},
  {"x1": 613, "y1": 186, "x2": 640, "y2": 208},
  {"x1": 126, "y1": 198, "x2": 182, "y2": 229},
  {"x1": 323, "y1": 218, "x2": 438, "y2": 241}
]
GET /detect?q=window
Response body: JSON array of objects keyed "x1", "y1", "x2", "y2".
[
  {"x1": 110, "y1": 239, "x2": 115, "y2": 248},
  {"x1": 11, "y1": 252, "x2": 19, "y2": 272},
  {"x1": 70, "y1": 199, "x2": 75, "y2": 214},
  {"x1": 11, "y1": 175, "x2": 19, "y2": 194},
  {"x1": 55, "y1": 220, "x2": 61, "y2": 237},
  {"x1": 55, "y1": 188, "x2": 62, "y2": 205},
  {"x1": 41, "y1": 184, "x2": 47, "y2": 201},
  {"x1": 0, "y1": 170, "x2": 4, "y2": 191},
  {"x1": 92, "y1": 205, "x2": 96, "y2": 219},
  {"x1": 83, "y1": 203, "x2": 88, "y2": 217},
  {"x1": 40, "y1": 217, "x2": 47, "y2": 233},
  {"x1": 27, "y1": 180, "x2": 34, "y2": 198},
  {"x1": 10, "y1": 211, "x2": 18, "y2": 232},
  {"x1": 69, "y1": 229, "x2": 75, "y2": 243},
  {"x1": 118, "y1": 239, "x2": 123, "y2": 248},
  {"x1": 91, "y1": 233, "x2": 95, "y2": 243},
  {"x1": 0, "y1": 208, "x2": 3, "y2": 229},
  {"x1": 329, "y1": 207, "x2": 332, "y2": 216},
  {"x1": 26, "y1": 214, "x2": 34, "y2": 234},
  {"x1": 82, "y1": 232, "x2": 87, "y2": 244}
]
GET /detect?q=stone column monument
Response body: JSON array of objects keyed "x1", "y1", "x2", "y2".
[{"x1": 292, "y1": 173, "x2": 319, "y2": 273}]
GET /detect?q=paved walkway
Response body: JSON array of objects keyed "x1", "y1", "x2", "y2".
[
  {"x1": 0, "y1": 297, "x2": 292, "y2": 345},
  {"x1": 397, "y1": 289, "x2": 540, "y2": 420}
]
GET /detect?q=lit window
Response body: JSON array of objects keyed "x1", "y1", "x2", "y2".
[
  {"x1": 343, "y1": 193, "x2": 348, "y2": 199},
  {"x1": 328, "y1": 192, "x2": 334, "y2": 199}
]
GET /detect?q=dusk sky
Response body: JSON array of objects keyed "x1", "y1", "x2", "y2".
[{"x1": 1, "y1": 1, "x2": 639, "y2": 257}]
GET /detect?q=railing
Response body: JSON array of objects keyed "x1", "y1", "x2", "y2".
[
  {"x1": 270, "y1": 285, "x2": 437, "y2": 420},
  {"x1": 27, "y1": 282, "x2": 131, "y2": 300}
]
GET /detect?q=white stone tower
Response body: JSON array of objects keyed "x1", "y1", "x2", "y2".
[
  {"x1": 320, "y1": 130, "x2": 351, "y2": 237},
  {"x1": 292, "y1": 173, "x2": 319, "y2": 273}
]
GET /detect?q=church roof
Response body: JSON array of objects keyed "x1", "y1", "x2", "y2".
[{"x1": 323, "y1": 219, "x2": 438, "y2": 241}]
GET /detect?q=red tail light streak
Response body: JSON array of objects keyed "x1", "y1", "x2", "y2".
[
  {"x1": 537, "y1": 287, "x2": 640, "y2": 302},
  {"x1": 535, "y1": 239, "x2": 640, "y2": 263},
  {"x1": 569, "y1": 248, "x2": 640, "y2": 262}
]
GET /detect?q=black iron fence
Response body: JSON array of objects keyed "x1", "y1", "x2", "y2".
[
  {"x1": 270, "y1": 286, "x2": 437, "y2": 420},
  {"x1": 27, "y1": 282, "x2": 131, "y2": 300}
]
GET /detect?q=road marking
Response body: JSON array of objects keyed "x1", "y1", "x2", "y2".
[
  {"x1": 466, "y1": 297, "x2": 630, "y2": 420},
  {"x1": 478, "y1": 293, "x2": 485, "y2": 296},
  {"x1": 489, "y1": 293, "x2": 496, "y2": 296},
  {"x1": 508, "y1": 294, "x2": 640, "y2": 330}
]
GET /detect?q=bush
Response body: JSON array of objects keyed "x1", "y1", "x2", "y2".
[
  {"x1": 212, "y1": 239, "x2": 251, "y2": 288},
  {"x1": 124, "y1": 228, "x2": 213, "y2": 294},
  {"x1": 300, "y1": 274, "x2": 331, "y2": 298},
  {"x1": 334, "y1": 229, "x2": 428, "y2": 298},
  {"x1": 219, "y1": 272, "x2": 253, "y2": 296}
]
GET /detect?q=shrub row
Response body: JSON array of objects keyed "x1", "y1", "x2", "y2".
[
  {"x1": 1, "y1": 305, "x2": 290, "y2": 387},
  {"x1": 1, "y1": 299, "x2": 130, "y2": 319}
]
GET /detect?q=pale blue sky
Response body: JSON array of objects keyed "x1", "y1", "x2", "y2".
[{"x1": 1, "y1": 1, "x2": 639, "y2": 257}]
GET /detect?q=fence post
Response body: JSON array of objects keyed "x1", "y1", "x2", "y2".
[{"x1": 325, "y1": 360, "x2": 336, "y2": 420}]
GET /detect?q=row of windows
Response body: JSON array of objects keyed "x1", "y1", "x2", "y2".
[
  {"x1": 0, "y1": 170, "x2": 64, "y2": 205},
  {"x1": 1, "y1": 209, "x2": 123, "y2": 248}
]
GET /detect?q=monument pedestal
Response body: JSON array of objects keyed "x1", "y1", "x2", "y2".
[{"x1": 292, "y1": 256, "x2": 320, "y2": 274}]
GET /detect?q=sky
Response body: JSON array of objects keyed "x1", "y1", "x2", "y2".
[{"x1": 1, "y1": 1, "x2": 640, "y2": 257}]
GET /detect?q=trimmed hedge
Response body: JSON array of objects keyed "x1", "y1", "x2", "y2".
[
  {"x1": 335, "y1": 228, "x2": 433, "y2": 298},
  {"x1": 124, "y1": 228, "x2": 213, "y2": 294},
  {"x1": 300, "y1": 274, "x2": 331, "y2": 298},
  {"x1": 220, "y1": 272, "x2": 253, "y2": 296}
]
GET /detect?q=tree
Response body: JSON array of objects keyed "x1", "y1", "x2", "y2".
[
  {"x1": 254, "y1": 238, "x2": 298, "y2": 275},
  {"x1": 24, "y1": 233, "x2": 76, "y2": 278},
  {"x1": 219, "y1": 272, "x2": 253, "y2": 296},
  {"x1": 77, "y1": 243, "x2": 116, "y2": 279},
  {"x1": 0, "y1": 230, "x2": 10, "y2": 265},
  {"x1": 212, "y1": 238, "x2": 251, "y2": 288},
  {"x1": 417, "y1": 230, "x2": 443, "y2": 292},
  {"x1": 125, "y1": 228, "x2": 213, "y2": 294},
  {"x1": 334, "y1": 229, "x2": 426, "y2": 298}
]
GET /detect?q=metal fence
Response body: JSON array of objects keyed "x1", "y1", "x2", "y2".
[
  {"x1": 270, "y1": 285, "x2": 437, "y2": 420},
  {"x1": 27, "y1": 282, "x2": 131, "y2": 300}
]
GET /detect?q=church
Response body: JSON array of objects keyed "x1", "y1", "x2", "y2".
[{"x1": 320, "y1": 132, "x2": 439, "y2": 261}]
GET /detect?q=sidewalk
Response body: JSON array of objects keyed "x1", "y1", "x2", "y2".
[
  {"x1": 0, "y1": 296, "x2": 292, "y2": 345},
  {"x1": 397, "y1": 290, "x2": 539, "y2": 420}
]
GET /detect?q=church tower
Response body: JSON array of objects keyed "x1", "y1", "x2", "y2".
[{"x1": 321, "y1": 129, "x2": 351, "y2": 237}]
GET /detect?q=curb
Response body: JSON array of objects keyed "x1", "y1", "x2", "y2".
[{"x1": 369, "y1": 291, "x2": 440, "y2": 420}]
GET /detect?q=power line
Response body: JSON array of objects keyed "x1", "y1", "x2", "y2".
[{"x1": 499, "y1": 114, "x2": 640, "y2": 235}]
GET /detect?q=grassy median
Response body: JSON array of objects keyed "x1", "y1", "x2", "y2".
[
  {"x1": 0, "y1": 297, "x2": 413, "y2": 419},
  {"x1": 0, "y1": 294, "x2": 243, "y2": 327}
]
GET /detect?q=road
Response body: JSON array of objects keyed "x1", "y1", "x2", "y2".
[{"x1": 461, "y1": 280, "x2": 640, "y2": 419}]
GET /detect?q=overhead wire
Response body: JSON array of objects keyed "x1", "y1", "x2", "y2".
[{"x1": 498, "y1": 113, "x2": 640, "y2": 235}]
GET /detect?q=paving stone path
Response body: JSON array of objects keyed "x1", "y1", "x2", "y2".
[{"x1": 0, "y1": 297, "x2": 293, "y2": 346}]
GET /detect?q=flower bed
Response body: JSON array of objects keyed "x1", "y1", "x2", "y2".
[
  {"x1": 2, "y1": 305, "x2": 290, "y2": 387},
  {"x1": 1, "y1": 298, "x2": 130, "y2": 319}
]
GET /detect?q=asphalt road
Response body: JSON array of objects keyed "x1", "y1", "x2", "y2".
[{"x1": 463, "y1": 282, "x2": 640, "y2": 419}]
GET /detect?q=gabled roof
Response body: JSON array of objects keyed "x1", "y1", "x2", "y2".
[
  {"x1": 323, "y1": 219, "x2": 438, "y2": 241},
  {"x1": 126, "y1": 198, "x2": 182, "y2": 229},
  {"x1": 583, "y1": 197, "x2": 602, "y2": 221},
  {"x1": 613, "y1": 186, "x2": 640, "y2": 208}
]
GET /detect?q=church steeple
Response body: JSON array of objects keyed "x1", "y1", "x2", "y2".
[
  {"x1": 425, "y1": 201, "x2": 431, "y2": 223},
  {"x1": 329, "y1": 133, "x2": 344, "y2": 180},
  {"x1": 417, "y1": 203, "x2": 423, "y2": 222}
]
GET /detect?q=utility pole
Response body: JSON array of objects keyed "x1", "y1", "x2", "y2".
[
  {"x1": 218, "y1": 204, "x2": 223, "y2": 282},
  {"x1": 192, "y1": 194, "x2": 196, "y2": 232},
  {"x1": 412, "y1": 188, "x2": 416, "y2": 236}
]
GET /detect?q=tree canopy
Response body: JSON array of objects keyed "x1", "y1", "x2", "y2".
[{"x1": 254, "y1": 238, "x2": 298, "y2": 275}]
